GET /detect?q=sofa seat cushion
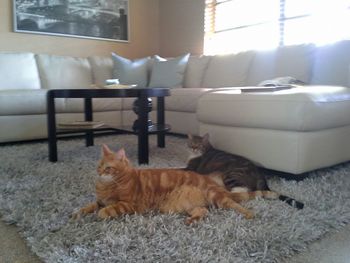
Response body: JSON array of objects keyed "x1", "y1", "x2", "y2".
[
  {"x1": 166, "y1": 88, "x2": 213, "y2": 113},
  {"x1": 121, "y1": 88, "x2": 212, "y2": 113},
  {"x1": 0, "y1": 90, "x2": 64, "y2": 115},
  {"x1": 0, "y1": 52, "x2": 41, "y2": 90},
  {"x1": 197, "y1": 86, "x2": 350, "y2": 132},
  {"x1": 122, "y1": 97, "x2": 138, "y2": 111},
  {"x1": 63, "y1": 98, "x2": 122, "y2": 113},
  {"x1": 0, "y1": 90, "x2": 122, "y2": 115}
]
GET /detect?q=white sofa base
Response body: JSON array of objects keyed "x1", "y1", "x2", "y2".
[
  {"x1": 1, "y1": 111, "x2": 122, "y2": 142},
  {"x1": 0, "y1": 115, "x2": 48, "y2": 142},
  {"x1": 200, "y1": 124, "x2": 350, "y2": 174}
]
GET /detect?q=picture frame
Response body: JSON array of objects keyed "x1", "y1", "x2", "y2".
[{"x1": 13, "y1": 0, "x2": 129, "y2": 42}]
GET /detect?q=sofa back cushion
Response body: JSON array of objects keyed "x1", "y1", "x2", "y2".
[
  {"x1": 88, "y1": 56, "x2": 113, "y2": 87},
  {"x1": 0, "y1": 52, "x2": 41, "y2": 90},
  {"x1": 36, "y1": 54, "x2": 92, "y2": 89},
  {"x1": 183, "y1": 55, "x2": 212, "y2": 88},
  {"x1": 311, "y1": 40, "x2": 350, "y2": 87},
  {"x1": 246, "y1": 44, "x2": 315, "y2": 85},
  {"x1": 202, "y1": 51, "x2": 254, "y2": 88}
]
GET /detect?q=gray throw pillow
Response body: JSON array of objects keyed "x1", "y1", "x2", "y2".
[
  {"x1": 148, "y1": 53, "x2": 190, "y2": 88},
  {"x1": 111, "y1": 53, "x2": 150, "y2": 87}
]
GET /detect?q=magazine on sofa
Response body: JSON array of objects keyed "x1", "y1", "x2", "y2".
[
  {"x1": 241, "y1": 76, "x2": 305, "y2": 93},
  {"x1": 102, "y1": 84, "x2": 138, "y2": 89},
  {"x1": 91, "y1": 84, "x2": 138, "y2": 89},
  {"x1": 240, "y1": 86, "x2": 295, "y2": 92}
]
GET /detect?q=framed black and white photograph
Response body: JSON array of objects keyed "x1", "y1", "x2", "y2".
[{"x1": 13, "y1": 0, "x2": 129, "y2": 42}]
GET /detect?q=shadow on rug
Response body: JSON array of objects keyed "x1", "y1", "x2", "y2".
[{"x1": 0, "y1": 134, "x2": 350, "y2": 263}]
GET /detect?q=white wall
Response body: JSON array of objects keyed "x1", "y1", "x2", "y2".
[{"x1": 159, "y1": 0, "x2": 205, "y2": 57}]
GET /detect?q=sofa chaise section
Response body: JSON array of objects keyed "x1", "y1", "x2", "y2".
[{"x1": 197, "y1": 86, "x2": 350, "y2": 174}]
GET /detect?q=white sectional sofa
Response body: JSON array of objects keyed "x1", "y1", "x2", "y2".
[{"x1": 1, "y1": 40, "x2": 350, "y2": 175}]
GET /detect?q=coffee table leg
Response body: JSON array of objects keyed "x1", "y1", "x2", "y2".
[
  {"x1": 138, "y1": 94, "x2": 149, "y2": 164},
  {"x1": 157, "y1": 97, "x2": 165, "y2": 148},
  {"x1": 47, "y1": 92, "x2": 57, "y2": 162},
  {"x1": 84, "y1": 98, "x2": 94, "y2": 146}
]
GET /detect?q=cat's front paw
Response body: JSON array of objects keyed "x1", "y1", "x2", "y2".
[
  {"x1": 98, "y1": 207, "x2": 118, "y2": 219},
  {"x1": 71, "y1": 212, "x2": 80, "y2": 220},
  {"x1": 185, "y1": 217, "x2": 199, "y2": 225},
  {"x1": 244, "y1": 211, "x2": 255, "y2": 219},
  {"x1": 71, "y1": 208, "x2": 89, "y2": 220},
  {"x1": 71, "y1": 202, "x2": 99, "y2": 220}
]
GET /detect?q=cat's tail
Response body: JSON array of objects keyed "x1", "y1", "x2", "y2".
[
  {"x1": 258, "y1": 179, "x2": 304, "y2": 209},
  {"x1": 229, "y1": 191, "x2": 304, "y2": 209},
  {"x1": 278, "y1": 194, "x2": 304, "y2": 209}
]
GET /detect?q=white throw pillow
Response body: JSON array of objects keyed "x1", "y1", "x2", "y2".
[
  {"x1": 111, "y1": 53, "x2": 150, "y2": 87},
  {"x1": 148, "y1": 53, "x2": 190, "y2": 88}
]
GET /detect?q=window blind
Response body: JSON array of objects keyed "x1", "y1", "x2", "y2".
[{"x1": 204, "y1": 0, "x2": 350, "y2": 55}]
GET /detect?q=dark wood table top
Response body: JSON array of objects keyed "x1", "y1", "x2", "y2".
[{"x1": 47, "y1": 87, "x2": 170, "y2": 98}]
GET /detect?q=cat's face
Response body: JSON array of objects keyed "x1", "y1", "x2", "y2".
[
  {"x1": 187, "y1": 133, "x2": 210, "y2": 155},
  {"x1": 97, "y1": 145, "x2": 130, "y2": 178}
]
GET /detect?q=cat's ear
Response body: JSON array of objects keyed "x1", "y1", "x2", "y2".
[
  {"x1": 202, "y1": 133, "x2": 210, "y2": 143},
  {"x1": 115, "y1": 148, "x2": 126, "y2": 160},
  {"x1": 102, "y1": 144, "x2": 114, "y2": 157}
]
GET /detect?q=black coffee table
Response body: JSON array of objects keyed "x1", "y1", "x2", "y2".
[{"x1": 46, "y1": 88, "x2": 171, "y2": 164}]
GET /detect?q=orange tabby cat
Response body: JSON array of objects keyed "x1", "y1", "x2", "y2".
[{"x1": 73, "y1": 145, "x2": 279, "y2": 224}]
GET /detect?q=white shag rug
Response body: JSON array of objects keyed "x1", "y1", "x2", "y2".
[{"x1": 0, "y1": 134, "x2": 350, "y2": 263}]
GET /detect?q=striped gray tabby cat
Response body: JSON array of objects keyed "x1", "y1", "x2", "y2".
[{"x1": 185, "y1": 134, "x2": 304, "y2": 209}]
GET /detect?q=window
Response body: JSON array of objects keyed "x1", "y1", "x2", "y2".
[{"x1": 204, "y1": 0, "x2": 350, "y2": 55}]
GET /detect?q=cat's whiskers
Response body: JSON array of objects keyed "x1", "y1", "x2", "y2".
[
  {"x1": 188, "y1": 149, "x2": 202, "y2": 161},
  {"x1": 97, "y1": 174, "x2": 115, "y2": 184}
]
